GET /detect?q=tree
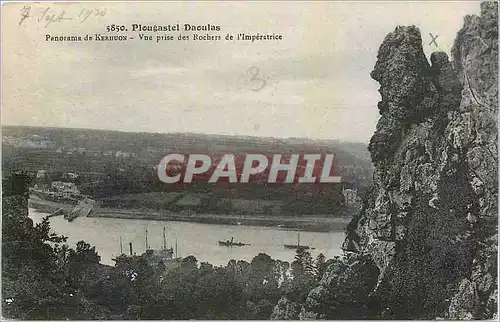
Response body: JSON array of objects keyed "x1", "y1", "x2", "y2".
[
  {"x1": 293, "y1": 248, "x2": 314, "y2": 278},
  {"x1": 2, "y1": 172, "x2": 111, "y2": 320},
  {"x1": 2, "y1": 172, "x2": 73, "y2": 319},
  {"x1": 315, "y1": 253, "x2": 327, "y2": 282},
  {"x1": 156, "y1": 260, "x2": 166, "y2": 273},
  {"x1": 69, "y1": 241, "x2": 101, "y2": 264},
  {"x1": 286, "y1": 248, "x2": 318, "y2": 305},
  {"x1": 181, "y1": 255, "x2": 198, "y2": 269}
]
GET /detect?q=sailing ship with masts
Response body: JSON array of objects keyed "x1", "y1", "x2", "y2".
[
  {"x1": 143, "y1": 227, "x2": 177, "y2": 260},
  {"x1": 284, "y1": 232, "x2": 314, "y2": 250},
  {"x1": 115, "y1": 227, "x2": 181, "y2": 266}
]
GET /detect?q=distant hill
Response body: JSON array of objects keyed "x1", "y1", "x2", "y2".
[
  {"x1": 2, "y1": 125, "x2": 373, "y2": 216},
  {"x1": 3, "y1": 125, "x2": 371, "y2": 183}
]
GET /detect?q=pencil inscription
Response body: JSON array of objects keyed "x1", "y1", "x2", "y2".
[{"x1": 18, "y1": 5, "x2": 107, "y2": 27}]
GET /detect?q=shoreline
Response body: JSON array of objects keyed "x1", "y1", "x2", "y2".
[{"x1": 28, "y1": 195, "x2": 353, "y2": 232}]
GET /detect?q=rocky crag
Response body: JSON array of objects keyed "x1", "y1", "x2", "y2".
[{"x1": 272, "y1": 2, "x2": 498, "y2": 320}]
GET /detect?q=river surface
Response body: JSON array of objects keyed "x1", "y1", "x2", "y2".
[{"x1": 29, "y1": 208, "x2": 346, "y2": 266}]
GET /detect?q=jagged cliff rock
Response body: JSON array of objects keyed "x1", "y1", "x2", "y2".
[
  {"x1": 274, "y1": 2, "x2": 498, "y2": 320},
  {"x1": 348, "y1": 2, "x2": 498, "y2": 318}
]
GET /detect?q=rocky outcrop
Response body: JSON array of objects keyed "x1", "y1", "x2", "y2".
[{"x1": 298, "y1": 2, "x2": 498, "y2": 320}]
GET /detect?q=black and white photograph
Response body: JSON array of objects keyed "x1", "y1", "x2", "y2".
[{"x1": 1, "y1": 1, "x2": 498, "y2": 320}]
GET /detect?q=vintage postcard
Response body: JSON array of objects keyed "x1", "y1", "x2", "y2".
[{"x1": 1, "y1": 1, "x2": 498, "y2": 320}]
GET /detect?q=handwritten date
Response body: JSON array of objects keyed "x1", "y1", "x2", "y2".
[{"x1": 19, "y1": 5, "x2": 107, "y2": 27}]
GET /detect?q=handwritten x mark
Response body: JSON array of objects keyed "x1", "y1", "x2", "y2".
[{"x1": 429, "y1": 33, "x2": 439, "y2": 47}]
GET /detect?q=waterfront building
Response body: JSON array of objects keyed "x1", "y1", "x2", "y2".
[
  {"x1": 51, "y1": 181, "x2": 80, "y2": 195},
  {"x1": 36, "y1": 170, "x2": 48, "y2": 179}
]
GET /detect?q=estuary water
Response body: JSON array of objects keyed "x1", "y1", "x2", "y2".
[{"x1": 29, "y1": 208, "x2": 346, "y2": 266}]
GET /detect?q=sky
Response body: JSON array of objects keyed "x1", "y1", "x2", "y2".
[{"x1": 2, "y1": 1, "x2": 480, "y2": 143}]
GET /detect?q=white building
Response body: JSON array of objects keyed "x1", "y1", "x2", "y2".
[
  {"x1": 115, "y1": 151, "x2": 134, "y2": 158},
  {"x1": 103, "y1": 151, "x2": 114, "y2": 156},
  {"x1": 342, "y1": 187, "x2": 358, "y2": 205},
  {"x1": 66, "y1": 172, "x2": 79, "y2": 180},
  {"x1": 36, "y1": 170, "x2": 48, "y2": 179},
  {"x1": 51, "y1": 181, "x2": 80, "y2": 195},
  {"x1": 34, "y1": 183, "x2": 49, "y2": 192}
]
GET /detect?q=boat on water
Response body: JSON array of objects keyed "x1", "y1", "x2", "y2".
[
  {"x1": 218, "y1": 237, "x2": 250, "y2": 247},
  {"x1": 284, "y1": 244, "x2": 314, "y2": 250},
  {"x1": 283, "y1": 232, "x2": 315, "y2": 250},
  {"x1": 114, "y1": 228, "x2": 181, "y2": 265}
]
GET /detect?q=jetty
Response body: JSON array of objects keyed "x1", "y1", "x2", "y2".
[
  {"x1": 48, "y1": 207, "x2": 65, "y2": 218},
  {"x1": 65, "y1": 198, "x2": 96, "y2": 221}
]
